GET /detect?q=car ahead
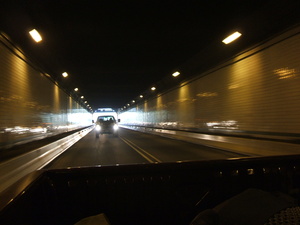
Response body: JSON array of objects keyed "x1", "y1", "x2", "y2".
[{"x1": 94, "y1": 115, "x2": 120, "y2": 138}]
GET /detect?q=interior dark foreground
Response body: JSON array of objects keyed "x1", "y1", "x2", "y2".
[{"x1": 1, "y1": 155, "x2": 300, "y2": 225}]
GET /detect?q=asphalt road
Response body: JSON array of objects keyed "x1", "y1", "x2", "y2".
[{"x1": 44, "y1": 128, "x2": 244, "y2": 169}]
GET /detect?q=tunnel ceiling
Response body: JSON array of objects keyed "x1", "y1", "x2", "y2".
[{"x1": 0, "y1": 0, "x2": 299, "y2": 110}]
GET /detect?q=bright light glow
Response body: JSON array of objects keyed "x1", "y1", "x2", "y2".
[
  {"x1": 222, "y1": 31, "x2": 242, "y2": 44},
  {"x1": 140, "y1": 95, "x2": 143, "y2": 98},
  {"x1": 172, "y1": 71, "x2": 180, "y2": 77},
  {"x1": 113, "y1": 124, "x2": 119, "y2": 130},
  {"x1": 274, "y1": 67, "x2": 297, "y2": 79},
  {"x1": 197, "y1": 92, "x2": 218, "y2": 97},
  {"x1": 29, "y1": 29, "x2": 42, "y2": 42},
  {"x1": 62, "y1": 72, "x2": 68, "y2": 78},
  {"x1": 95, "y1": 125, "x2": 101, "y2": 131},
  {"x1": 151, "y1": 87, "x2": 156, "y2": 91},
  {"x1": 81, "y1": 96, "x2": 84, "y2": 99},
  {"x1": 84, "y1": 101, "x2": 87, "y2": 103},
  {"x1": 74, "y1": 88, "x2": 79, "y2": 91},
  {"x1": 132, "y1": 100, "x2": 135, "y2": 103}
]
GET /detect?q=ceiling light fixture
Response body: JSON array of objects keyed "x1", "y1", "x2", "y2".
[
  {"x1": 172, "y1": 71, "x2": 180, "y2": 77},
  {"x1": 29, "y1": 29, "x2": 42, "y2": 43},
  {"x1": 222, "y1": 31, "x2": 242, "y2": 44}
]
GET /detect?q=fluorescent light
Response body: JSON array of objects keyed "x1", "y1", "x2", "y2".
[
  {"x1": 172, "y1": 71, "x2": 180, "y2": 77},
  {"x1": 29, "y1": 29, "x2": 42, "y2": 43},
  {"x1": 62, "y1": 72, "x2": 68, "y2": 78},
  {"x1": 222, "y1": 31, "x2": 242, "y2": 44}
]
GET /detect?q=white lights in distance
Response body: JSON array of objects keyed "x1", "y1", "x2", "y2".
[
  {"x1": 29, "y1": 29, "x2": 42, "y2": 43},
  {"x1": 74, "y1": 88, "x2": 79, "y2": 92},
  {"x1": 151, "y1": 87, "x2": 156, "y2": 91},
  {"x1": 62, "y1": 72, "x2": 68, "y2": 78},
  {"x1": 222, "y1": 31, "x2": 242, "y2": 44}
]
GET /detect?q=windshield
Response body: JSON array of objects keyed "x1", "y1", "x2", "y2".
[
  {"x1": 0, "y1": 0, "x2": 298, "y2": 169},
  {"x1": 0, "y1": 0, "x2": 299, "y2": 172},
  {"x1": 97, "y1": 116, "x2": 116, "y2": 122},
  {"x1": 0, "y1": 2, "x2": 300, "y2": 225}
]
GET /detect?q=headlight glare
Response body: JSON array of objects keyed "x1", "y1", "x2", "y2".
[{"x1": 95, "y1": 125, "x2": 101, "y2": 131}]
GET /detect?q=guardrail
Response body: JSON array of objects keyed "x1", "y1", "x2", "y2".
[{"x1": 0, "y1": 127, "x2": 93, "y2": 193}]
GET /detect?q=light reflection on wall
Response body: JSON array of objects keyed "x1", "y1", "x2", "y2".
[
  {"x1": 53, "y1": 85, "x2": 60, "y2": 113},
  {"x1": 226, "y1": 52, "x2": 265, "y2": 130},
  {"x1": 196, "y1": 92, "x2": 218, "y2": 97},
  {"x1": 177, "y1": 84, "x2": 195, "y2": 128},
  {"x1": 143, "y1": 101, "x2": 149, "y2": 126},
  {"x1": 274, "y1": 67, "x2": 297, "y2": 79},
  {"x1": 9, "y1": 48, "x2": 30, "y2": 128},
  {"x1": 156, "y1": 96, "x2": 163, "y2": 126},
  {"x1": 0, "y1": 34, "x2": 92, "y2": 149},
  {"x1": 120, "y1": 25, "x2": 300, "y2": 136}
]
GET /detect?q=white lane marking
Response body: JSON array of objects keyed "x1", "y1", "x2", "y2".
[{"x1": 120, "y1": 137, "x2": 162, "y2": 163}]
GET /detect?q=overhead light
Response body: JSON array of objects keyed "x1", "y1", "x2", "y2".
[
  {"x1": 29, "y1": 29, "x2": 42, "y2": 43},
  {"x1": 74, "y1": 88, "x2": 79, "y2": 91},
  {"x1": 151, "y1": 87, "x2": 156, "y2": 91},
  {"x1": 222, "y1": 31, "x2": 242, "y2": 44},
  {"x1": 81, "y1": 96, "x2": 84, "y2": 99},
  {"x1": 84, "y1": 101, "x2": 87, "y2": 103},
  {"x1": 62, "y1": 72, "x2": 68, "y2": 78},
  {"x1": 172, "y1": 71, "x2": 180, "y2": 77},
  {"x1": 140, "y1": 95, "x2": 143, "y2": 98},
  {"x1": 132, "y1": 100, "x2": 135, "y2": 103}
]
